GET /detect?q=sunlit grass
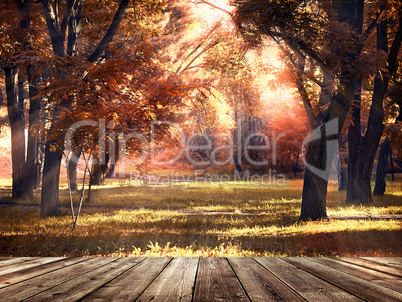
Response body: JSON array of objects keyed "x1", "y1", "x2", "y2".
[{"x1": 0, "y1": 176, "x2": 401, "y2": 257}]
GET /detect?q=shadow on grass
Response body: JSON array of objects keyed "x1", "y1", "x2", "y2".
[{"x1": 1, "y1": 228, "x2": 401, "y2": 257}]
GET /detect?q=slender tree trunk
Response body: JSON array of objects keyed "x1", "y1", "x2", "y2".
[
  {"x1": 335, "y1": 152, "x2": 347, "y2": 191},
  {"x1": 68, "y1": 148, "x2": 82, "y2": 191},
  {"x1": 5, "y1": 66, "x2": 26, "y2": 199},
  {"x1": 373, "y1": 139, "x2": 391, "y2": 196},
  {"x1": 373, "y1": 102, "x2": 401, "y2": 194},
  {"x1": 233, "y1": 108, "x2": 242, "y2": 173},
  {"x1": 23, "y1": 67, "x2": 41, "y2": 199},
  {"x1": 346, "y1": 83, "x2": 364, "y2": 203}
]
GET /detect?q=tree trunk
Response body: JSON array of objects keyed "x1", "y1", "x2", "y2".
[
  {"x1": 335, "y1": 152, "x2": 347, "y2": 191},
  {"x1": 23, "y1": 68, "x2": 41, "y2": 199},
  {"x1": 345, "y1": 9, "x2": 401, "y2": 205},
  {"x1": 300, "y1": 135, "x2": 328, "y2": 221},
  {"x1": 41, "y1": 142, "x2": 62, "y2": 217},
  {"x1": 5, "y1": 66, "x2": 26, "y2": 199},
  {"x1": 373, "y1": 139, "x2": 391, "y2": 196},
  {"x1": 90, "y1": 157, "x2": 106, "y2": 186},
  {"x1": 68, "y1": 148, "x2": 81, "y2": 191}
]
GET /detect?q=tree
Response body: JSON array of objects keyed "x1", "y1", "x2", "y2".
[
  {"x1": 374, "y1": 81, "x2": 402, "y2": 195},
  {"x1": 38, "y1": 0, "x2": 166, "y2": 216},
  {"x1": 232, "y1": 0, "x2": 366, "y2": 219},
  {"x1": 346, "y1": 2, "x2": 402, "y2": 205},
  {"x1": 0, "y1": 1, "x2": 31, "y2": 199}
]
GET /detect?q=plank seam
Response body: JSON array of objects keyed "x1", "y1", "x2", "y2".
[
  {"x1": 76, "y1": 257, "x2": 147, "y2": 301},
  {"x1": 225, "y1": 257, "x2": 252, "y2": 302},
  {"x1": 253, "y1": 258, "x2": 308, "y2": 302},
  {"x1": 20, "y1": 257, "x2": 121, "y2": 301},
  {"x1": 0, "y1": 257, "x2": 90, "y2": 289},
  {"x1": 308, "y1": 257, "x2": 402, "y2": 294},
  {"x1": 134, "y1": 257, "x2": 174, "y2": 302},
  {"x1": 337, "y1": 258, "x2": 402, "y2": 278},
  {"x1": 281, "y1": 258, "x2": 395, "y2": 301},
  {"x1": 190, "y1": 257, "x2": 200, "y2": 302}
]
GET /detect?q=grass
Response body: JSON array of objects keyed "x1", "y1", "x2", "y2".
[{"x1": 0, "y1": 174, "x2": 401, "y2": 257}]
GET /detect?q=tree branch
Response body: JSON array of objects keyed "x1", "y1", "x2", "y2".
[
  {"x1": 60, "y1": 0, "x2": 74, "y2": 41},
  {"x1": 88, "y1": 0, "x2": 129, "y2": 63},
  {"x1": 41, "y1": 0, "x2": 65, "y2": 56}
]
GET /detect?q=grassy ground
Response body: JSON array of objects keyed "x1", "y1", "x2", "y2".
[{"x1": 0, "y1": 175, "x2": 401, "y2": 257}]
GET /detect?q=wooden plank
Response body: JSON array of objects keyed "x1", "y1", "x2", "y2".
[
  {"x1": 228, "y1": 257, "x2": 304, "y2": 302},
  {"x1": 311, "y1": 257, "x2": 402, "y2": 293},
  {"x1": 360, "y1": 257, "x2": 402, "y2": 267},
  {"x1": 284, "y1": 257, "x2": 402, "y2": 302},
  {"x1": 136, "y1": 257, "x2": 198, "y2": 302},
  {"x1": 256, "y1": 257, "x2": 362, "y2": 301},
  {"x1": 0, "y1": 257, "x2": 116, "y2": 302},
  {"x1": 0, "y1": 257, "x2": 39, "y2": 269},
  {"x1": 24, "y1": 257, "x2": 144, "y2": 302},
  {"x1": 338, "y1": 257, "x2": 402, "y2": 277},
  {"x1": 0, "y1": 257, "x2": 88, "y2": 289},
  {"x1": 193, "y1": 257, "x2": 248, "y2": 302},
  {"x1": 0, "y1": 257, "x2": 64, "y2": 276},
  {"x1": 0, "y1": 258, "x2": 23, "y2": 262},
  {"x1": 81, "y1": 257, "x2": 171, "y2": 302}
]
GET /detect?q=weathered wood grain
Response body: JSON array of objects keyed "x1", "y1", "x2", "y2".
[
  {"x1": 25, "y1": 257, "x2": 144, "y2": 302},
  {"x1": 0, "y1": 257, "x2": 399, "y2": 301},
  {"x1": 0, "y1": 257, "x2": 87, "y2": 289},
  {"x1": 81, "y1": 257, "x2": 171, "y2": 302},
  {"x1": 311, "y1": 257, "x2": 402, "y2": 292},
  {"x1": 0, "y1": 257, "x2": 64, "y2": 276},
  {"x1": 338, "y1": 257, "x2": 402, "y2": 278},
  {"x1": 360, "y1": 257, "x2": 402, "y2": 267},
  {"x1": 284, "y1": 257, "x2": 402, "y2": 302},
  {"x1": 228, "y1": 257, "x2": 304, "y2": 302},
  {"x1": 0, "y1": 257, "x2": 116, "y2": 302},
  {"x1": 256, "y1": 257, "x2": 363, "y2": 301},
  {"x1": 136, "y1": 257, "x2": 198, "y2": 302},
  {"x1": 193, "y1": 257, "x2": 248, "y2": 301},
  {"x1": 0, "y1": 258, "x2": 39, "y2": 268}
]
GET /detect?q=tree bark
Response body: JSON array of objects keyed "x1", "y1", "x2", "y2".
[
  {"x1": 41, "y1": 141, "x2": 62, "y2": 217},
  {"x1": 68, "y1": 148, "x2": 81, "y2": 191},
  {"x1": 346, "y1": 10, "x2": 402, "y2": 205},
  {"x1": 300, "y1": 131, "x2": 328, "y2": 221},
  {"x1": 335, "y1": 152, "x2": 347, "y2": 191},
  {"x1": 90, "y1": 155, "x2": 108, "y2": 186},
  {"x1": 23, "y1": 67, "x2": 41, "y2": 199},
  {"x1": 373, "y1": 139, "x2": 391, "y2": 196},
  {"x1": 39, "y1": 0, "x2": 130, "y2": 216},
  {"x1": 5, "y1": 66, "x2": 26, "y2": 199}
]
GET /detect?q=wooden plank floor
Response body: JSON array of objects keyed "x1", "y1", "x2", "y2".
[{"x1": 0, "y1": 257, "x2": 401, "y2": 301}]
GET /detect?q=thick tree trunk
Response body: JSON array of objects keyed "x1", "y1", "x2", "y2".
[
  {"x1": 5, "y1": 66, "x2": 26, "y2": 199},
  {"x1": 106, "y1": 164, "x2": 116, "y2": 178},
  {"x1": 347, "y1": 169, "x2": 373, "y2": 202},
  {"x1": 41, "y1": 142, "x2": 62, "y2": 217},
  {"x1": 300, "y1": 136, "x2": 328, "y2": 221},
  {"x1": 90, "y1": 155, "x2": 108, "y2": 186}
]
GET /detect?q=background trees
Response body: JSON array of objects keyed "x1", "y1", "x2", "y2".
[
  {"x1": 232, "y1": 0, "x2": 401, "y2": 220},
  {"x1": 0, "y1": 0, "x2": 400, "y2": 221}
]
